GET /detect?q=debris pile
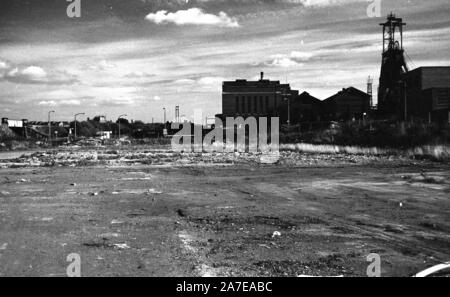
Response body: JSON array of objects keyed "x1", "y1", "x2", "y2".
[{"x1": 0, "y1": 146, "x2": 426, "y2": 169}]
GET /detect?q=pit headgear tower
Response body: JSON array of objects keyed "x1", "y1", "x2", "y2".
[{"x1": 378, "y1": 13, "x2": 408, "y2": 116}]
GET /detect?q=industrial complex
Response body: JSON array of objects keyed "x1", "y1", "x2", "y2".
[{"x1": 220, "y1": 13, "x2": 450, "y2": 125}]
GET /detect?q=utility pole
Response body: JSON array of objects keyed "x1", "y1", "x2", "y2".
[
  {"x1": 175, "y1": 106, "x2": 180, "y2": 123},
  {"x1": 74, "y1": 113, "x2": 85, "y2": 141},
  {"x1": 403, "y1": 80, "x2": 407, "y2": 121},
  {"x1": 367, "y1": 76, "x2": 373, "y2": 109},
  {"x1": 48, "y1": 110, "x2": 55, "y2": 142},
  {"x1": 118, "y1": 114, "x2": 127, "y2": 140}
]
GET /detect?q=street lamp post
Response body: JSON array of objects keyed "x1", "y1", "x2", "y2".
[
  {"x1": 74, "y1": 113, "x2": 85, "y2": 141},
  {"x1": 163, "y1": 108, "x2": 166, "y2": 126},
  {"x1": 48, "y1": 110, "x2": 55, "y2": 141},
  {"x1": 282, "y1": 92, "x2": 291, "y2": 127},
  {"x1": 118, "y1": 114, "x2": 127, "y2": 140},
  {"x1": 287, "y1": 97, "x2": 291, "y2": 127}
]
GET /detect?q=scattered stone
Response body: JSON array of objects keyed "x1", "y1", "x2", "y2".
[
  {"x1": 99, "y1": 233, "x2": 120, "y2": 239},
  {"x1": 147, "y1": 189, "x2": 162, "y2": 194},
  {"x1": 177, "y1": 209, "x2": 186, "y2": 217},
  {"x1": 114, "y1": 243, "x2": 130, "y2": 250},
  {"x1": 272, "y1": 231, "x2": 282, "y2": 238}
]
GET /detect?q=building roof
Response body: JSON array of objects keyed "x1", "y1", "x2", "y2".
[
  {"x1": 223, "y1": 79, "x2": 289, "y2": 88},
  {"x1": 296, "y1": 91, "x2": 322, "y2": 104},
  {"x1": 324, "y1": 87, "x2": 370, "y2": 102},
  {"x1": 408, "y1": 66, "x2": 450, "y2": 73},
  {"x1": 405, "y1": 66, "x2": 450, "y2": 90}
]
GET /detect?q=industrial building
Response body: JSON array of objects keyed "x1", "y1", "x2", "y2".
[
  {"x1": 289, "y1": 92, "x2": 322, "y2": 123},
  {"x1": 322, "y1": 87, "x2": 371, "y2": 121},
  {"x1": 221, "y1": 73, "x2": 371, "y2": 123},
  {"x1": 403, "y1": 67, "x2": 450, "y2": 123},
  {"x1": 221, "y1": 72, "x2": 298, "y2": 121},
  {"x1": 377, "y1": 14, "x2": 450, "y2": 123}
]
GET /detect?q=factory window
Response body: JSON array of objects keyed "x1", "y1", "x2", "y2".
[
  {"x1": 236, "y1": 96, "x2": 240, "y2": 113},
  {"x1": 242, "y1": 97, "x2": 246, "y2": 113}
]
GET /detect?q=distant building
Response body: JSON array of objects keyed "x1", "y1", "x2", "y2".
[
  {"x1": 322, "y1": 87, "x2": 371, "y2": 121},
  {"x1": 403, "y1": 67, "x2": 450, "y2": 123},
  {"x1": 1, "y1": 118, "x2": 26, "y2": 128},
  {"x1": 221, "y1": 74, "x2": 373, "y2": 123},
  {"x1": 221, "y1": 72, "x2": 297, "y2": 122},
  {"x1": 92, "y1": 116, "x2": 107, "y2": 123},
  {"x1": 291, "y1": 92, "x2": 323, "y2": 123},
  {"x1": 1, "y1": 118, "x2": 28, "y2": 138},
  {"x1": 96, "y1": 131, "x2": 112, "y2": 140}
]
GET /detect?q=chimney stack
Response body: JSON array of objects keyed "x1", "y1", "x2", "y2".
[{"x1": 260, "y1": 72, "x2": 264, "y2": 80}]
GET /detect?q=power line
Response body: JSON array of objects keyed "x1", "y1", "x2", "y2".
[{"x1": 405, "y1": 50, "x2": 417, "y2": 69}]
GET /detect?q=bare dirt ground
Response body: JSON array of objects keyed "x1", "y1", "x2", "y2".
[{"x1": 0, "y1": 147, "x2": 449, "y2": 277}]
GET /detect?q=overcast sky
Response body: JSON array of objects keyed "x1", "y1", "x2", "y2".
[{"x1": 1, "y1": 0, "x2": 449, "y2": 122}]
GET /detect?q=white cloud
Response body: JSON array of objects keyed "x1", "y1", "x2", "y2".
[
  {"x1": 62, "y1": 99, "x2": 82, "y2": 106},
  {"x1": 153, "y1": 95, "x2": 162, "y2": 101},
  {"x1": 290, "y1": 51, "x2": 314, "y2": 61},
  {"x1": 89, "y1": 60, "x2": 117, "y2": 71},
  {"x1": 124, "y1": 71, "x2": 154, "y2": 78},
  {"x1": 270, "y1": 57, "x2": 303, "y2": 67},
  {"x1": 106, "y1": 98, "x2": 136, "y2": 106},
  {"x1": 22, "y1": 66, "x2": 47, "y2": 79},
  {"x1": 0, "y1": 60, "x2": 9, "y2": 70},
  {"x1": 38, "y1": 99, "x2": 81, "y2": 106},
  {"x1": 8, "y1": 66, "x2": 47, "y2": 81},
  {"x1": 145, "y1": 8, "x2": 239, "y2": 28},
  {"x1": 173, "y1": 78, "x2": 196, "y2": 85},
  {"x1": 2, "y1": 63, "x2": 77, "y2": 85},
  {"x1": 38, "y1": 100, "x2": 57, "y2": 106},
  {"x1": 262, "y1": 51, "x2": 313, "y2": 67},
  {"x1": 300, "y1": 0, "x2": 367, "y2": 7},
  {"x1": 197, "y1": 76, "x2": 225, "y2": 85}
]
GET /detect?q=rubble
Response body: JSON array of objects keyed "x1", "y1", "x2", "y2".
[
  {"x1": 272, "y1": 231, "x2": 282, "y2": 238},
  {"x1": 114, "y1": 243, "x2": 131, "y2": 250},
  {"x1": 0, "y1": 145, "x2": 433, "y2": 169}
]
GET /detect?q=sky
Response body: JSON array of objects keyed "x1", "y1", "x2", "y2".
[{"x1": 0, "y1": 0, "x2": 449, "y2": 122}]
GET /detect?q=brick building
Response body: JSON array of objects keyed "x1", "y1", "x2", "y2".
[{"x1": 221, "y1": 73, "x2": 297, "y2": 122}]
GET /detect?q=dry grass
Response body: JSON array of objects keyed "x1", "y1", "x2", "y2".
[{"x1": 281, "y1": 143, "x2": 450, "y2": 162}]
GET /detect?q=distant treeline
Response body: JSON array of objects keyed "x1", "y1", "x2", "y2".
[{"x1": 69, "y1": 120, "x2": 166, "y2": 139}]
